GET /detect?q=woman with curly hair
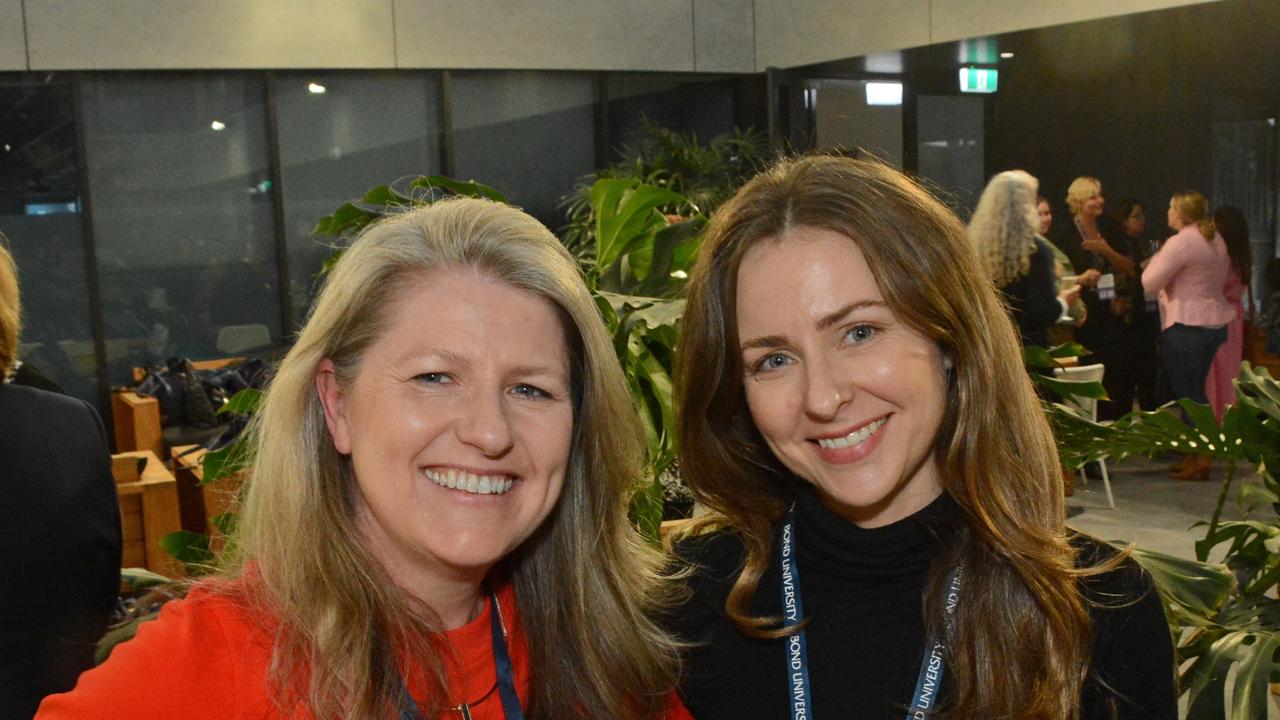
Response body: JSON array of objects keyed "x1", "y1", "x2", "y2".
[{"x1": 968, "y1": 170, "x2": 1079, "y2": 348}]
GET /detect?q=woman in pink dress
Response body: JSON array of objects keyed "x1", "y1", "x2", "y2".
[{"x1": 1205, "y1": 206, "x2": 1251, "y2": 421}]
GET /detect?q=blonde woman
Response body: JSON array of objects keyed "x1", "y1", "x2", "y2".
[
  {"x1": 669, "y1": 156, "x2": 1176, "y2": 718},
  {"x1": 1142, "y1": 190, "x2": 1233, "y2": 481},
  {"x1": 39, "y1": 199, "x2": 682, "y2": 719},
  {"x1": 1057, "y1": 176, "x2": 1136, "y2": 418},
  {"x1": 968, "y1": 170, "x2": 1079, "y2": 348}
]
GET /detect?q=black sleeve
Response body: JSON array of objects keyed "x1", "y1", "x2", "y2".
[
  {"x1": 1078, "y1": 540, "x2": 1179, "y2": 720},
  {"x1": 1022, "y1": 241, "x2": 1065, "y2": 334}
]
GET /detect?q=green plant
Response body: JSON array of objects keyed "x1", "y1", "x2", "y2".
[
  {"x1": 158, "y1": 387, "x2": 261, "y2": 572},
  {"x1": 1048, "y1": 363, "x2": 1280, "y2": 719},
  {"x1": 559, "y1": 119, "x2": 766, "y2": 260}
]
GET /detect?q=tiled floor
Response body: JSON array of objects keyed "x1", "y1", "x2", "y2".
[{"x1": 1066, "y1": 453, "x2": 1268, "y2": 561}]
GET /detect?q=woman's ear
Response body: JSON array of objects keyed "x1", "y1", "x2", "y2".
[{"x1": 315, "y1": 359, "x2": 352, "y2": 454}]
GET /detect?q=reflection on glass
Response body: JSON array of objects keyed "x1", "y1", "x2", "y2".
[
  {"x1": 0, "y1": 78, "x2": 101, "y2": 408},
  {"x1": 452, "y1": 71, "x2": 596, "y2": 227},
  {"x1": 917, "y1": 94, "x2": 985, "y2": 217},
  {"x1": 80, "y1": 75, "x2": 281, "y2": 386},
  {"x1": 606, "y1": 74, "x2": 737, "y2": 146},
  {"x1": 276, "y1": 72, "x2": 441, "y2": 322}
]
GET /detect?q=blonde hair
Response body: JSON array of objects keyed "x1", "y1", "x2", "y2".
[
  {"x1": 1172, "y1": 190, "x2": 1216, "y2": 242},
  {"x1": 676, "y1": 155, "x2": 1093, "y2": 719},
  {"x1": 968, "y1": 170, "x2": 1041, "y2": 287},
  {"x1": 225, "y1": 198, "x2": 679, "y2": 719},
  {"x1": 0, "y1": 238, "x2": 19, "y2": 377},
  {"x1": 1065, "y1": 176, "x2": 1101, "y2": 216}
]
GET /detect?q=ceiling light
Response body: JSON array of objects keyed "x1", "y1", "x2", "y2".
[
  {"x1": 865, "y1": 82, "x2": 903, "y2": 106},
  {"x1": 210, "y1": 120, "x2": 226, "y2": 131},
  {"x1": 1000, "y1": 52, "x2": 1014, "y2": 59},
  {"x1": 308, "y1": 82, "x2": 327, "y2": 94}
]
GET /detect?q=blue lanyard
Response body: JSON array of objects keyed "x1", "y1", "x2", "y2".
[
  {"x1": 398, "y1": 590, "x2": 524, "y2": 720},
  {"x1": 778, "y1": 506, "x2": 962, "y2": 720}
]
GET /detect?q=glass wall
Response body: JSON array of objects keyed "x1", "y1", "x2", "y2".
[
  {"x1": 451, "y1": 71, "x2": 596, "y2": 228},
  {"x1": 606, "y1": 74, "x2": 738, "y2": 146},
  {"x1": 276, "y1": 72, "x2": 442, "y2": 321},
  {"x1": 80, "y1": 74, "x2": 282, "y2": 386},
  {"x1": 0, "y1": 67, "x2": 752, "y2": 425},
  {"x1": 0, "y1": 77, "x2": 100, "y2": 403}
]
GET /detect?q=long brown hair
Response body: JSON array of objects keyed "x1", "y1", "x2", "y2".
[
  {"x1": 226, "y1": 198, "x2": 680, "y2": 719},
  {"x1": 675, "y1": 156, "x2": 1093, "y2": 719}
]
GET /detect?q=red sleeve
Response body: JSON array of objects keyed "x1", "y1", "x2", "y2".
[{"x1": 35, "y1": 589, "x2": 271, "y2": 719}]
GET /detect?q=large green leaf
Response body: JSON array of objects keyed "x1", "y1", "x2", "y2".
[
  {"x1": 216, "y1": 387, "x2": 262, "y2": 416},
  {"x1": 160, "y1": 530, "x2": 213, "y2": 569},
  {"x1": 406, "y1": 175, "x2": 507, "y2": 203},
  {"x1": 1128, "y1": 546, "x2": 1232, "y2": 618},
  {"x1": 202, "y1": 440, "x2": 252, "y2": 485},
  {"x1": 590, "y1": 178, "x2": 683, "y2": 271}
]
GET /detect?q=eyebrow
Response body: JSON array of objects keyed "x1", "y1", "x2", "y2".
[
  {"x1": 739, "y1": 299, "x2": 887, "y2": 352},
  {"x1": 405, "y1": 347, "x2": 566, "y2": 380}
]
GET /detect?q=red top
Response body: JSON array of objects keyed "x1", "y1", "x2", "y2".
[{"x1": 35, "y1": 580, "x2": 530, "y2": 719}]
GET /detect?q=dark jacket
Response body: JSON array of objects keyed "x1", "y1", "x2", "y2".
[
  {"x1": 999, "y1": 237, "x2": 1063, "y2": 348},
  {"x1": 0, "y1": 383, "x2": 122, "y2": 719}
]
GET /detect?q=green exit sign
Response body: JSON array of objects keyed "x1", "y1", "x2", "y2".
[{"x1": 959, "y1": 67, "x2": 998, "y2": 93}]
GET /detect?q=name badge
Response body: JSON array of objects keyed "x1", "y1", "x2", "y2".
[{"x1": 1096, "y1": 273, "x2": 1115, "y2": 301}]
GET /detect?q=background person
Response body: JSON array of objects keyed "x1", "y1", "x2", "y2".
[
  {"x1": 1141, "y1": 191, "x2": 1233, "y2": 481},
  {"x1": 968, "y1": 170, "x2": 1080, "y2": 348},
  {"x1": 1205, "y1": 206, "x2": 1251, "y2": 421},
  {"x1": 0, "y1": 240, "x2": 121, "y2": 720},
  {"x1": 1055, "y1": 176, "x2": 1136, "y2": 418},
  {"x1": 1114, "y1": 198, "x2": 1164, "y2": 411},
  {"x1": 38, "y1": 199, "x2": 682, "y2": 719},
  {"x1": 669, "y1": 156, "x2": 1176, "y2": 719}
]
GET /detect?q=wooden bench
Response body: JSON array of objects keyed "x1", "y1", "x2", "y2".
[{"x1": 112, "y1": 450, "x2": 183, "y2": 577}]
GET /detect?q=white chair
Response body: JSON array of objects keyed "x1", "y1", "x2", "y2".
[
  {"x1": 215, "y1": 324, "x2": 271, "y2": 354},
  {"x1": 1053, "y1": 363, "x2": 1115, "y2": 509}
]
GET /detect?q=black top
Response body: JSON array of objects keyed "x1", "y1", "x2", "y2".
[
  {"x1": 999, "y1": 237, "x2": 1063, "y2": 348},
  {"x1": 1053, "y1": 216, "x2": 1134, "y2": 346},
  {"x1": 669, "y1": 487, "x2": 1177, "y2": 719},
  {"x1": 0, "y1": 383, "x2": 122, "y2": 719}
]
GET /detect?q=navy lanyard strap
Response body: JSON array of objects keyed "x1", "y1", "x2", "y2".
[
  {"x1": 397, "y1": 590, "x2": 523, "y2": 720},
  {"x1": 779, "y1": 507, "x2": 813, "y2": 720},
  {"x1": 778, "y1": 506, "x2": 963, "y2": 720},
  {"x1": 489, "y1": 590, "x2": 524, "y2": 720}
]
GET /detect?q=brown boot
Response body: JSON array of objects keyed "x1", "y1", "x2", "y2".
[{"x1": 1172, "y1": 455, "x2": 1212, "y2": 481}]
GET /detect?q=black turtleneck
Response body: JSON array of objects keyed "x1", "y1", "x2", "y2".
[{"x1": 668, "y1": 486, "x2": 1177, "y2": 719}]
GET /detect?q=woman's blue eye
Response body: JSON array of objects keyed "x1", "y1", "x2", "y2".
[
  {"x1": 757, "y1": 354, "x2": 791, "y2": 371},
  {"x1": 416, "y1": 372, "x2": 451, "y2": 385},
  {"x1": 845, "y1": 325, "x2": 877, "y2": 343},
  {"x1": 512, "y1": 383, "x2": 551, "y2": 399}
]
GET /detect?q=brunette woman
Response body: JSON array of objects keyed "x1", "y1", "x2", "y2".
[
  {"x1": 1204, "y1": 206, "x2": 1251, "y2": 421},
  {"x1": 669, "y1": 156, "x2": 1176, "y2": 719}
]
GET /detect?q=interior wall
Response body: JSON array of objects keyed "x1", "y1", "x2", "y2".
[
  {"x1": 753, "y1": 0, "x2": 1222, "y2": 70},
  {"x1": 4, "y1": 0, "x2": 757, "y2": 73},
  {"x1": 4, "y1": 1, "x2": 1227, "y2": 74}
]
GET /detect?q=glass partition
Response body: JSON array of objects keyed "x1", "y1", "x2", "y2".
[{"x1": 80, "y1": 74, "x2": 281, "y2": 384}]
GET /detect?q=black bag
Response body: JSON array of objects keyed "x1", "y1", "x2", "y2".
[{"x1": 135, "y1": 359, "x2": 186, "y2": 426}]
